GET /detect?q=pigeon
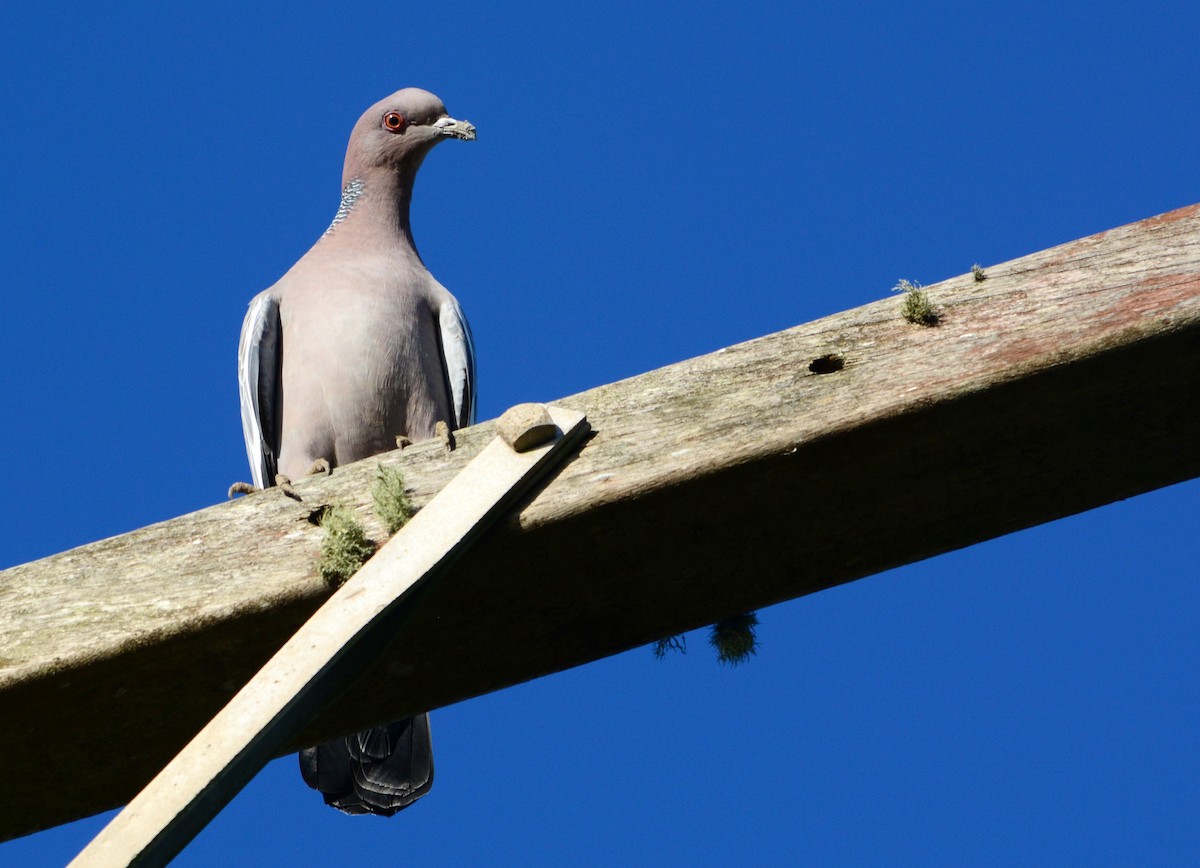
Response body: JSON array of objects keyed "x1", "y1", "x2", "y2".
[{"x1": 236, "y1": 87, "x2": 477, "y2": 815}]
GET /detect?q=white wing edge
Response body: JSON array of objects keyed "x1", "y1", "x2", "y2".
[
  {"x1": 237, "y1": 292, "x2": 281, "y2": 488},
  {"x1": 438, "y1": 297, "x2": 477, "y2": 428}
]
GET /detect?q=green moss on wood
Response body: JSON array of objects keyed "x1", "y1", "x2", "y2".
[
  {"x1": 371, "y1": 464, "x2": 413, "y2": 536},
  {"x1": 317, "y1": 506, "x2": 375, "y2": 587},
  {"x1": 652, "y1": 634, "x2": 687, "y2": 659},
  {"x1": 893, "y1": 278, "x2": 939, "y2": 326},
  {"x1": 709, "y1": 611, "x2": 759, "y2": 666}
]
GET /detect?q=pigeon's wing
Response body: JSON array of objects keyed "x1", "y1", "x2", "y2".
[
  {"x1": 237, "y1": 291, "x2": 283, "y2": 488},
  {"x1": 437, "y1": 296, "x2": 476, "y2": 429}
]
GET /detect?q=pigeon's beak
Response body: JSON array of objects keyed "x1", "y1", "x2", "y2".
[{"x1": 434, "y1": 115, "x2": 477, "y2": 141}]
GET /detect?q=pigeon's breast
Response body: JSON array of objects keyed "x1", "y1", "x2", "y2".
[{"x1": 275, "y1": 261, "x2": 453, "y2": 475}]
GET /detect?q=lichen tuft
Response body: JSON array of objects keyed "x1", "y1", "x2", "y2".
[
  {"x1": 652, "y1": 634, "x2": 687, "y2": 659},
  {"x1": 709, "y1": 612, "x2": 760, "y2": 666},
  {"x1": 893, "y1": 278, "x2": 939, "y2": 326},
  {"x1": 371, "y1": 464, "x2": 413, "y2": 535},
  {"x1": 317, "y1": 506, "x2": 375, "y2": 587}
]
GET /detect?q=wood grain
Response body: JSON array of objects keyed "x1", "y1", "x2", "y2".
[
  {"x1": 70, "y1": 407, "x2": 587, "y2": 867},
  {"x1": 3, "y1": 203, "x2": 1200, "y2": 841}
]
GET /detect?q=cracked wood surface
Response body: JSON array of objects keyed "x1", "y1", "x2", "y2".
[{"x1": 3, "y1": 203, "x2": 1200, "y2": 841}]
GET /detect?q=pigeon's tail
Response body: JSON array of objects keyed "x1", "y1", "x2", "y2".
[{"x1": 299, "y1": 714, "x2": 433, "y2": 816}]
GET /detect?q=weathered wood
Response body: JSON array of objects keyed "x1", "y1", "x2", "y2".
[
  {"x1": 70, "y1": 406, "x2": 587, "y2": 868},
  {"x1": 3, "y1": 204, "x2": 1200, "y2": 842}
]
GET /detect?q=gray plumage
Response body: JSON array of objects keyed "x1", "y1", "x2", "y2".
[{"x1": 237, "y1": 88, "x2": 476, "y2": 816}]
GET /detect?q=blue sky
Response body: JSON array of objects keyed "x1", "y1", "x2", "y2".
[{"x1": 3, "y1": 2, "x2": 1198, "y2": 865}]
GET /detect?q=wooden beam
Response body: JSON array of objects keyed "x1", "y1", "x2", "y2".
[
  {"x1": 4, "y1": 203, "x2": 1200, "y2": 842},
  {"x1": 71, "y1": 406, "x2": 588, "y2": 868}
]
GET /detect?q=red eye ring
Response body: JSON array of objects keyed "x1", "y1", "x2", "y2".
[{"x1": 383, "y1": 111, "x2": 406, "y2": 132}]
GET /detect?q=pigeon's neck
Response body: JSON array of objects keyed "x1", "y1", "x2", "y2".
[
  {"x1": 326, "y1": 178, "x2": 368, "y2": 232},
  {"x1": 322, "y1": 167, "x2": 421, "y2": 253}
]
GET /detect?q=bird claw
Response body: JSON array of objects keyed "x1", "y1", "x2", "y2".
[
  {"x1": 274, "y1": 474, "x2": 302, "y2": 501},
  {"x1": 228, "y1": 481, "x2": 260, "y2": 499}
]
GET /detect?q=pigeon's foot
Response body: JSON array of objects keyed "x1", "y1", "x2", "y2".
[
  {"x1": 275, "y1": 474, "x2": 302, "y2": 501},
  {"x1": 228, "y1": 481, "x2": 260, "y2": 499},
  {"x1": 306, "y1": 458, "x2": 332, "y2": 477}
]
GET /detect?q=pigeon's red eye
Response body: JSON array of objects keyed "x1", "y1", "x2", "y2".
[{"x1": 383, "y1": 112, "x2": 406, "y2": 132}]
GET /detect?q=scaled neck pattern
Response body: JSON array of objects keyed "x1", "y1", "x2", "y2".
[
  {"x1": 320, "y1": 173, "x2": 418, "y2": 253},
  {"x1": 323, "y1": 177, "x2": 365, "y2": 236}
]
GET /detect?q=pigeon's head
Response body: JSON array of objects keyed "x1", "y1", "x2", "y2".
[{"x1": 344, "y1": 88, "x2": 475, "y2": 180}]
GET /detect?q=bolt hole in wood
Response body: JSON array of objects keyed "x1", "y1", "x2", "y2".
[
  {"x1": 808, "y1": 354, "x2": 844, "y2": 374},
  {"x1": 306, "y1": 506, "x2": 331, "y2": 525}
]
